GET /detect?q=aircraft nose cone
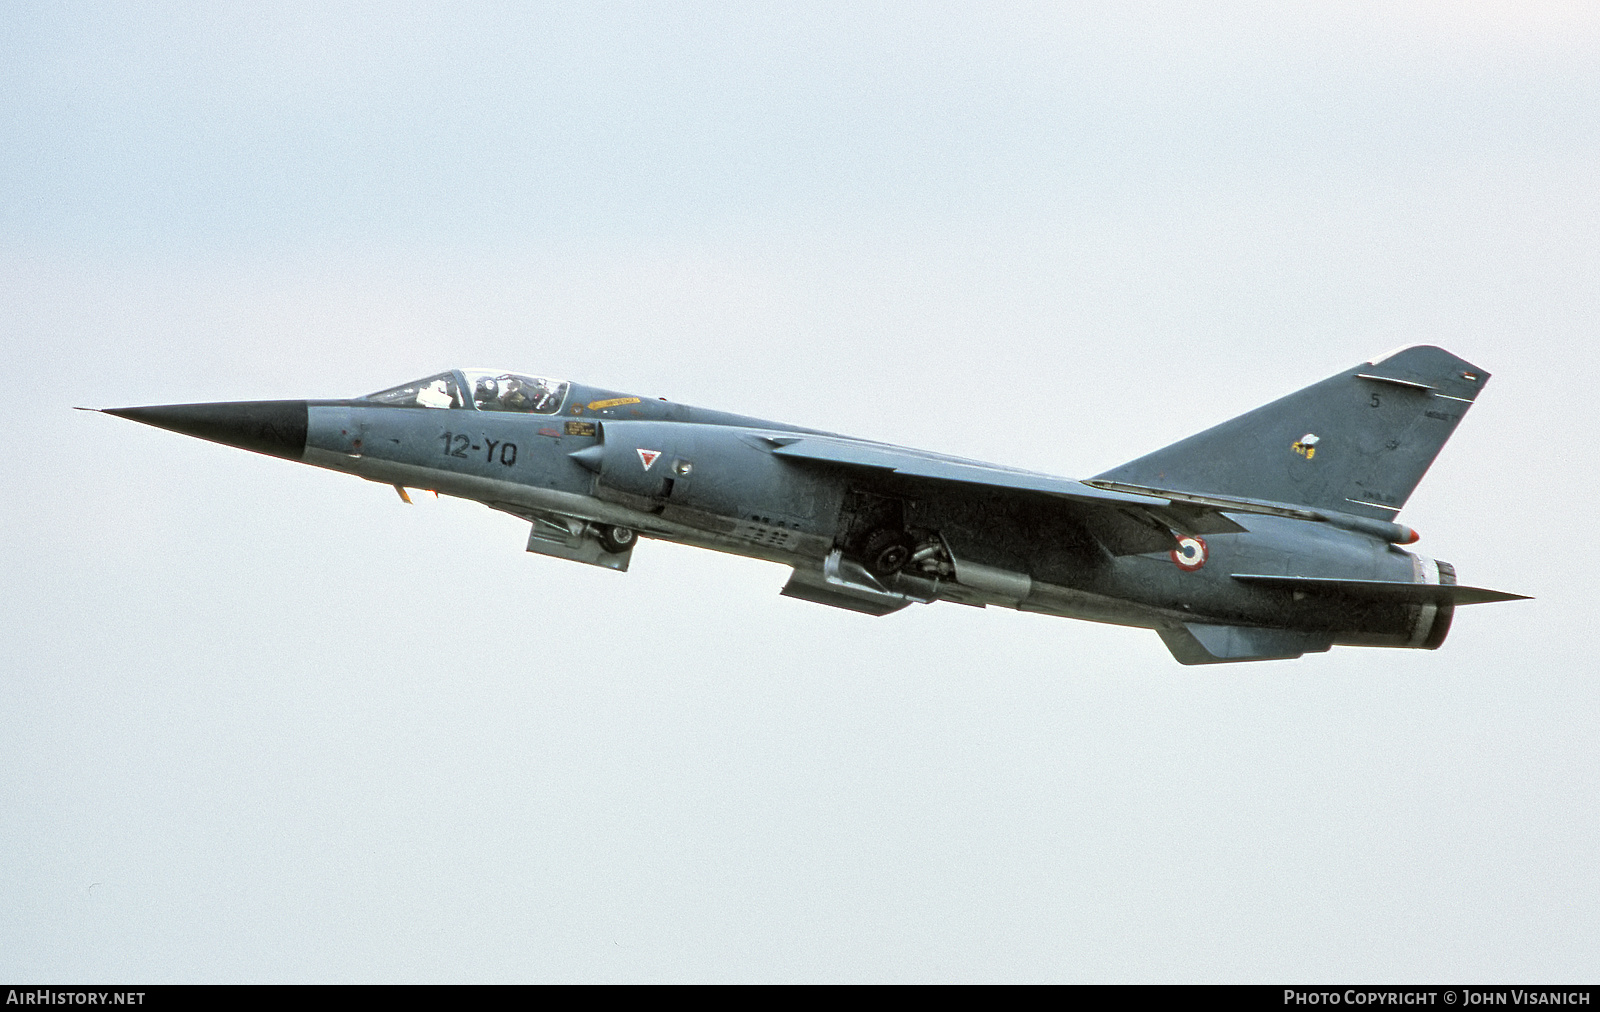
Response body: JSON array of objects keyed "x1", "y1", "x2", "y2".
[{"x1": 103, "y1": 400, "x2": 309, "y2": 460}]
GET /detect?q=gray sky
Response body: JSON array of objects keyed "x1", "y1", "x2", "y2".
[{"x1": 2, "y1": 2, "x2": 1596, "y2": 983}]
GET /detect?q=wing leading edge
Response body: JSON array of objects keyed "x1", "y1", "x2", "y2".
[
  {"x1": 766, "y1": 435, "x2": 1247, "y2": 545},
  {"x1": 768, "y1": 436, "x2": 1167, "y2": 507}
]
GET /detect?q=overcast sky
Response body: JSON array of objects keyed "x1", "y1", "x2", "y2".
[{"x1": 3, "y1": 2, "x2": 1597, "y2": 983}]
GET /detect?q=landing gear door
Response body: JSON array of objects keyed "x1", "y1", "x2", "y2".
[{"x1": 522, "y1": 510, "x2": 633, "y2": 572}]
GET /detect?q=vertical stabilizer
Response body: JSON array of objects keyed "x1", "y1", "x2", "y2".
[{"x1": 1092, "y1": 347, "x2": 1488, "y2": 520}]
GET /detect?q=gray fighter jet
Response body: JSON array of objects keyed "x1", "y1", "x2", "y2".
[{"x1": 96, "y1": 345, "x2": 1525, "y2": 664}]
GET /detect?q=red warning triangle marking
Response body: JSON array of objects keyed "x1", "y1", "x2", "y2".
[{"x1": 637, "y1": 448, "x2": 662, "y2": 470}]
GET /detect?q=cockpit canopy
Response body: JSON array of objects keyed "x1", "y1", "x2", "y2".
[{"x1": 362, "y1": 370, "x2": 569, "y2": 415}]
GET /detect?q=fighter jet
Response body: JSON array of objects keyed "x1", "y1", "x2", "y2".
[{"x1": 95, "y1": 345, "x2": 1525, "y2": 664}]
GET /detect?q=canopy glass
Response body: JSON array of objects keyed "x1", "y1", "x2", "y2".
[{"x1": 362, "y1": 370, "x2": 569, "y2": 414}]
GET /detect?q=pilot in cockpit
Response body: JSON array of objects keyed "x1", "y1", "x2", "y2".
[
  {"x1": 455, "y1": 371, "x2": 566, "y2": 413},
  {"x1": 526, "y1": 378, "x2": 560, "y2": 411},
  {"x1": 474, "y1": 376, "x2": 501, "y2": 409},
  {"x1": 500, "y1": 377, "x2": 533, "y2": 411}
]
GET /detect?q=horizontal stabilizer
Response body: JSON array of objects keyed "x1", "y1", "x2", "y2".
[
  {"x1": 1158, "y1": 623, "x2": 1333, "y2": 665},
  {"x1": 1231, "y1": 574, "x2": 1529, "y2": 606}
]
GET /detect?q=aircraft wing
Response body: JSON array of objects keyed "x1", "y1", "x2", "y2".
[
  {"x1": 767, "y1": 436, "x2": 1165, "y2": 505},
  {"x1": 764, "y1": 435, "x2": 1247, "y2": 543}
]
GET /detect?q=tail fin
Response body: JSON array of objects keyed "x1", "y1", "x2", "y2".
[{"x1": 1092, "y1": 346, "x2": 1488, "y2": 520}]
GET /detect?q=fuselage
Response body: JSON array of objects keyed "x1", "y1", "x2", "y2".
[
  {"x1": 102, "y1": 350, "x2": 1524, "y2": 664},
  {"x1": 278, "y1": 374, "x2": 1434, "y2": 647}
]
